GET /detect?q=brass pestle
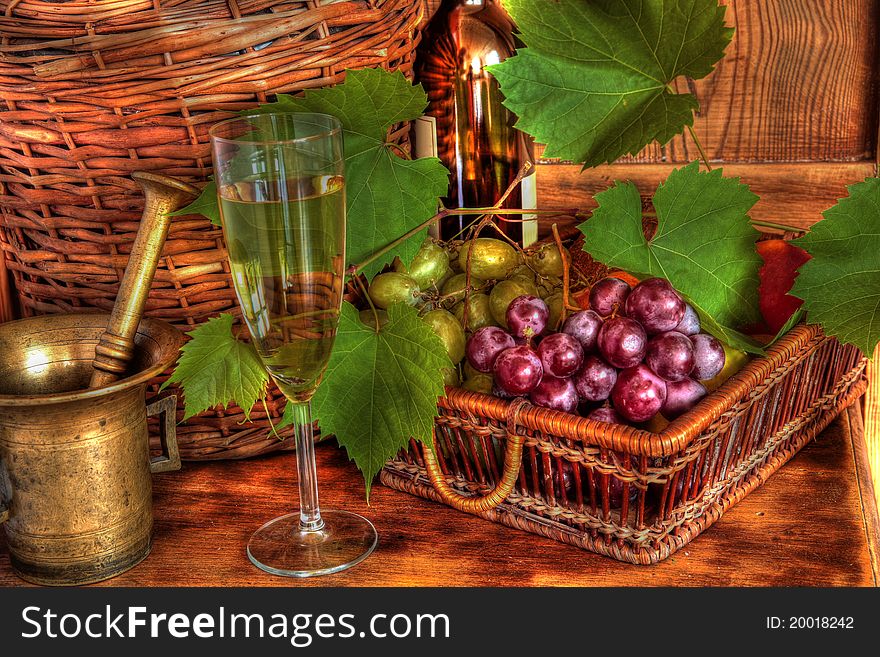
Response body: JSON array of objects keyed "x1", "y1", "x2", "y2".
[{"x1": 89, "y1": 171, "x2": 200, "y2": 389}]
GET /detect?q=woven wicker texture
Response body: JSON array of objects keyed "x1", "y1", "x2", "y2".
[
  {"x1": 382, "y1": 325, "x2": 868, "y2": 564},
  {"x1": 0, "y1": 0, "x2": 424, "y2": 459}
]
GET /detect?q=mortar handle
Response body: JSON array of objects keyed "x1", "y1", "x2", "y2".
[
  {"x1": 89, "y1": 172, "x2": 200, "y2": 389},
  {"x1": 0, "y1": 465, "x2": 9, "y2": 524}
]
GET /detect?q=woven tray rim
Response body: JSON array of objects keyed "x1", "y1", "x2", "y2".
[{"x1": 440, "y1": 322, "x2": 824, "y2": 457}]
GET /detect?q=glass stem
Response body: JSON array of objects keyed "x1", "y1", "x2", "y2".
[{"x1": 289, "y1": 401, "x2": 324, "y2": 532}]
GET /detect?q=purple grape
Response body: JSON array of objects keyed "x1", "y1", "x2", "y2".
[
  {"x1": 562, "y1": 310, "x2": 603, "y2": 352},
  {"x1": 574, "y1": 355, "x2": 618, "y2": 402},
  {"x1": 537, "y1": 333, "x2": 584, "y2": 378},
  {"x1": 606, "y1": 452, "x2": 640, "y2": 507},
  {"x1": 689, "y1": 333, "x2": 726, "y2": 380},
  {"x1": 607, "y1": 474, "x2": 638, "y2": 508},
  {"x1": 674, "y1": 303, "x2": 700, "y2": 336},
  {"x1": 557, "y1": 460, "x2": 576, "y2": 498},
  {"x1": 587, "y1": 405, "x2": 623, "y2": 424},
  {"x1": 645, "y1": 331, "x2": 695, "y2": 382},
  {"x1": 529, "y1": 376, "x2": 579, "y2": 414},
  {"x1": 493, "y1": 345, "x2": 544, "y2": 396},
  {"x1": 597, "y1": 316, "x2": 647, "y2": 368},
  {"x1": 466, "y1": 326, "x2": 516, "y2": 373},
  {"x1": 506, "y1": 295, "x2": 549, "y2": 339},
  {"x1": 589, "y1": 277, "x2": 631, "y2": 316},
  {"x1": 492, "y1": 381, "x2": 515, "y2": 399},
  {"x1": 611, "y1": 364, "x2": 668, "y2": 423},
  {"x1": 624, "y1": 278, "x2": 686, "y2": 334},
  {"x1": 662, "y1": 378, "x2": 708, "y2": 419}
]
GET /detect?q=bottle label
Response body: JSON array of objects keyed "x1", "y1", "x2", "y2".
[
  {"x1": 520, "y1": 170, "x2": 538, "y2": 247},
  {"x1": 413, "y1": 116, "x2": 439, "y2": 159},
  {"x1": 413, "y1": 116, "x2": 441, "y2": 239}
]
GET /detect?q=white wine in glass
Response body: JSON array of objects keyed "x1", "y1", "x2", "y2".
[{"x1": 210, "y1": 112, "x2": 377, "y2": 577}]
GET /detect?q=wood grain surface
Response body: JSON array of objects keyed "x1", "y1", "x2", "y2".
[
  {"x1": 649, "y1": 0, "x2": 878, "y2": 163},
  {"x1": 1, "y1": 406, "x2": 875, "y2": 587},
  {"x1": 536, "y1": 161, "x2": 875, "y2": 229}
]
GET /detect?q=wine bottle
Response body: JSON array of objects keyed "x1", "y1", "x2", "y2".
[{"x1": 414, "y1": 0, "x2": 537, "y2": 246}]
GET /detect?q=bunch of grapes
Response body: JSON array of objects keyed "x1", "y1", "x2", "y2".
[{"x1": 465, "y1": 276, "x2": 726, "y2": 426}]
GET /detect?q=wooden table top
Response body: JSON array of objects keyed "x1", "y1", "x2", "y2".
[{"x1": 2, "y1": 405, "x2": 877, "y2": 587}]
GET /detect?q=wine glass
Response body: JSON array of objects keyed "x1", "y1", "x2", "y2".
[{"x1": 209, "y1": 112, "x2": 377, "y2": 577}]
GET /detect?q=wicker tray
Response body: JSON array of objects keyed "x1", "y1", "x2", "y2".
[
  {"x1": 0, "y1": 0, "x2": 424, "y2": 460},
  {"x1": 381, "y1": 324, "x2": 867, "y2": 564}
]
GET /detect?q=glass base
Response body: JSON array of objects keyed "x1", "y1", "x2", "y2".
[{"x1": 247, "y1": 510, "x2": 377, "y2": 578}]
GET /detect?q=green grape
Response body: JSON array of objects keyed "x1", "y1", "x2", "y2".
[
  {"x1": 369, "y1": 272, "x2": 420, "y2": 309},
  {"x1": 358, "y1": 308, "x2": 389, "y2": 330},
  {"x1": 458, "y1": 238, "x2": 519, "y2": 280},
  {"x1": 462, "y1": 373, "x2": 494, "y2": 394},
  {"x1": 441, "y1": 272, "x2": 482, "y2": 305},
  {"x1": 407, "y1": 239, "x2": 452, "y2": 289},
  {"x1": 442, "y1": 367, "x2": 461, "y2": 387},
  {"x1": 422, "y1": 308, "x2": 466, "y2": 363},
  {"x1": 537, "y1": 275, "x2": 563, "y2": 299},
  {"x1": 463, "y1": 361, "x2": 481, "y2": 380},
  {"x1": 529, "y1": 243, "x2": 568, "y2": 277},
  {"x1": 508, "y1": 264, "x2": 536, "y2": 284},
  {"x1": 452, "y1": 293, "x2": 497, "y2": 332},
  {"x1": 545, "y1": 291, "x2": 564, "y2": 332}
]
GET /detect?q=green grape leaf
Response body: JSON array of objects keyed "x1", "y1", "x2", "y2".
[
  {"x1": 258, "y1": 68, "x2": 449, "y2": 278},
  {"x1": 312, "y1": 302, "x2": 451, "y2": 498},
  {"x1": 578, "y1": 162, "x2": 764, "y2": 354},
  {"x1": 161, "y1": 314, "x2": 269, "y2": 420},
  {"x1": 791, "y1": 178, "x2": 880, "y2": 358},
  {"x1": 490, "y1": 0, "x2": 733, "y2": 166},
  {"x1": 169, "y1": 180, "x2": 220, "y2": 226}
]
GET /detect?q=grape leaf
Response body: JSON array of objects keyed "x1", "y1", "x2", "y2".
[
  {"x1": 791, "y1": 178, "x2": 880, "y2": 358},
  {"x1": 256, "y1": 68, "x2": 449, "y2": 278},
  {"x1": 311, "y1": 302, "x2": 451, "y2": 498},
  {"x1": 578, "y1": 162, "x2": 764, "y2": 354},
  {"x1": 490, "y1": 0, "x2": 733, "y2": 166},
  {"x1": 169, "y1": 180, "x2": 220, "y2": 225},
  {"x1": 161, "y1": 314, "x2": 269, "y2": 420}
]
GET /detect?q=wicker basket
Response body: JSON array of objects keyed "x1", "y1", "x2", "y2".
[
  {"x1": 381, "y1": 322, "x2": 867, "y2": 564},
  {"x1": 0, "y1": 0, "x2": 424, "y2": 460}
]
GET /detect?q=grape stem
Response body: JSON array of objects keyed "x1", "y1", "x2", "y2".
[
  {"x1": 385, "y1": 141, "x2": 411, "y2": 161},
  {"x1": 551, "y1": 223, "x2": 578, "y2": 329},
  {"x1": 750, "y1": 219, "x2": 807, "y2": 234},
  {"x1": 354, "y1": 275, "x2": 382, "y2": 334},
  {"x1": 686, "y1": 124, "x2": 712, "y2": 171},
  {"x1": 263, "y1": 396, "x2": 283, "y2": 440}
]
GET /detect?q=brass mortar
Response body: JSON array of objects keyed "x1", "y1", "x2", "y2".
[
  {"x1": 0, "y1": 171, "x2": 197, "y2": 585},
  {"x1": 0, "y1": 314, "x2": 183, "y2": 585}
]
